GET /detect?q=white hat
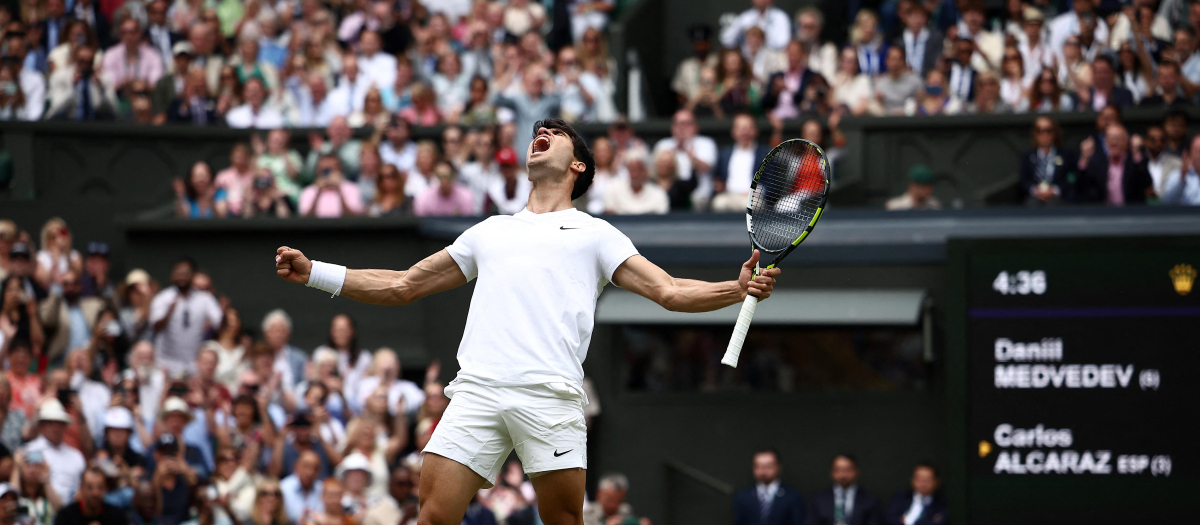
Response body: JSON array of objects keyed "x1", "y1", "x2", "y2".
[
  {"x1": 160, "y1": 397, "x2": 194, "y2": 422},
  {"x1": 0, "y1": 483, "x2": 15, "y2": 499},
  {"x1": 104, "y1": 406, "x2": 135, "y2": 430},
  {"x1": 36, "y1": 399, "x2": 71, "y2": 423},
  {"x1": 336, "y1": 452, "x2": 373, "y2": 480}
]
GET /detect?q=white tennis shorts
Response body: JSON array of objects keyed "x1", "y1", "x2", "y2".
[{"x1": 423, "y1": 381, "x2": 587, "y2": 487}]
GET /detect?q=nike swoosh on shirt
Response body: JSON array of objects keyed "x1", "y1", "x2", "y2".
[
  {"x1": 553, "y1": 449, "x2": 573, "y2": 457},
  {"x1": 559, "y1": 226, "x2": 580, "y2": 230}
]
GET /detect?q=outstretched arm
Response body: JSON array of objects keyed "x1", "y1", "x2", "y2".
[
  {"x1": 611, "y1": 250, "x2": 780, "y2": 313},
  {"x1": 274, "y1": 247, "x2": 467, "y2": 306}
]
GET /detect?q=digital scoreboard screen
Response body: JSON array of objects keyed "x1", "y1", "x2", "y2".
[{"x1": 953, "y1": 237, "x2": 1200, "y2": 524}]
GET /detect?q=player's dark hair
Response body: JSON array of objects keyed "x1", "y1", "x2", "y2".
[
  {"x1": 915, "y1": 461, "x2": 940, "y2": 478},
  {"x1": 533, "y1": 118, "x2": 594, "y2": 200},
  {"x1": 832, "y1": 453, "x2": 858, "y2": 467}
]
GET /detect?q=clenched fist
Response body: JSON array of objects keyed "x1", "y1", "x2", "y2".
[{"x1": 275, "y1": 246, "x2": 312, "y2": 284}]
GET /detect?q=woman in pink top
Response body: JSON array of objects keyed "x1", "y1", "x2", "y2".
[
  {"x1": 214, "y1": 143, "x2": 256, "y2": 216},
  {"x1": 397, "y1": 82, "x2": 443, "y2": 126}
]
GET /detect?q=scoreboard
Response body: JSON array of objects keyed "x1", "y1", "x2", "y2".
[{"x1": 947, "y1": 237, "x2": 1200, "y2": 524}]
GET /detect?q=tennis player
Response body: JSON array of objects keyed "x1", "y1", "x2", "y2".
[{"x1": 274, "y1": 118, "x2": 781, "y2": 525}]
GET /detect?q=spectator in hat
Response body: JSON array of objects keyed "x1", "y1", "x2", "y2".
[
  {"x1": 279, "y1": 450, "x2": 324, "y2": 524},
  {"x1": 0, "y1": 483, "x2": 24, "y2": 525},
  {"x1": 118, "y1": 269, "x2": 153, "y2": 343},
  {"x1": 78, "y1": 241, "x2": 113, "y2": 302},
  {"x1": 486, "y1": 147, "x2": 531, "y2": 215},
  {"x1": 6, "y1": 242, "x2": 44, "y2": 303},
  {"x1": 38, "y1": 269, "x2": 104, "y2": 365},
  {"x1": 149, "y1": 257, "x2": 222, "y2": 375},
  {"x1": 148, "y1": 433, "x2": 196, "y2": 524},
  {"x1": 21, "y1": 399, "x2": 85, "y2": 501},
  {"x1": 147, "y1": 396, "x2": 209, "y2": 479},
  {"x1": 413, "y1": 162, "x2": 476, "y2": 217},
  {"x1": 672, "y1": 24, "x2": 720, "y2": 108},
  {"x1": 151, "y1": 41, "x2": 194, "y2": 121},
  {"x1": 337, "y1": 452, "x2": 378, "y2": 520},
  {"x1": 886, "y1": 165, "x2": 942, "y2": 211},
  {"x1": 97, "y1": 407, "x2": 144, "y2": 474},
  {"x1": 52, "y1": 467, "x2": 124, "y2": 525}
]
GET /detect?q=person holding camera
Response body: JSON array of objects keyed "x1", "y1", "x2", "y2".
[
  {"x1": 36, "y1": 270, "x2": 103, "y2": 367},
  {"x1": 298, "y1": 155, "x2": 363, "y2": 218},
  {"x1": 19, "y1": 400, "x2": 84, "y2": 503},
  {"x1": 11, "y1": 449, "x2": 61, "y2": 525},
  {"x1": 0, "y1": 482, "x2": 33, "y2": 525},
  {"x1": 244, "y1": 169, "x2": 293, "y2": 219},
  {"x1": 149, "y1": 433, "x2": 197, "y2": 524}
]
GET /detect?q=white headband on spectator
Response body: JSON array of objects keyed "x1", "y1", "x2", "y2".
[{"x1": 306, "y1": 261, "x2": 346, "y2": 297}]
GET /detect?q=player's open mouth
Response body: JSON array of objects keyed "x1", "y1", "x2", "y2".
[{"x1": 531, "y1": 135, "x2": 551, "y2": 155}]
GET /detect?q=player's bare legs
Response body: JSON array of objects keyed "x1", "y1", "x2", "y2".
[
  {"x1": 417, "y1": 453, "x2": 488, "y2": 525},
  {"x1": 529, "y1": 468, "x2": 587, "y2": 525}
]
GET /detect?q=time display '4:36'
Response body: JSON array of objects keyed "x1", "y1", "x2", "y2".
[{"x1": 992, "y1": 270, "x2": 1047, "y2": 296}]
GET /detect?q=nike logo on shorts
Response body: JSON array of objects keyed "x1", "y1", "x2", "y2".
[{"x1": 553, "y1": 449, "x2": 573, "y2": 457}]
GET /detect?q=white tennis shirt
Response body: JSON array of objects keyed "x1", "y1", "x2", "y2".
[{"x1": 446, "y1": 207, "x2": 638, "y2": 401}]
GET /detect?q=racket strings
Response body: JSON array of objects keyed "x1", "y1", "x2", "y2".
[{"x1": 749, "y1": 146, "x2": 826, "y2": 252}]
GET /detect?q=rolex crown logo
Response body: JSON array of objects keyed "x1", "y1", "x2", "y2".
[{"x1": 1169, "y1": 264, "x2": 1196, "y2": 296}]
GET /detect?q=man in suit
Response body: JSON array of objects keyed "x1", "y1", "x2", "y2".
[
  {"x1": 1019, "y1": 116, "x2": 1082, "y2": 204},
  {"x1": 38, "y1": 0, "x2": 69, "y2": 56},
  {"x1": 712, "y1": 112, "x2": 772, "y2": 212},
  {"x1": 1084, "y1": 56, "x2": 1134, "y2": 111},
  {"x1": 1080, "y1": 123, "x2": 1154, "y2": 205},
  {"x1": 145, "y1": 0, "x2": 181, "y2": 73},
  {"x1": 894, "y1": 3, "x2": 941, "y2": 78},
  {"x1": 46, "y1": 45, "x2": 116, "y2": 120},
  {"x1": 1142, "y1": 124, "x2": 1183, "y2": 197},
  {"x1": 734, "y1": 449, "x2": 805, "y2": 525},
  {"x1": 807, "y1": 454, "x2": 882, "y2": 525},
  {"x1": 37, "y1": 270, "x2": 105, "y2": 366},
  {"x1": 946, "y1": 37, "x2": 978, "y2": 102},
  {"x1": 884, "y1": 463, "x2": 946, "y2": 525}
]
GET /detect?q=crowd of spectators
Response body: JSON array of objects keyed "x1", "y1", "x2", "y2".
[
  {"x1": 0, "y1": 0, "x2": 618, "y2": 126},
  {"x1": 0, "y1": 215, "x2": 636, "y2": 525},
  {"x1": 172, "y1": 108, "x2": 842, "y2": 217},
  {"x1": 733, "y1": 450, "x2": 945, "y2": 525},
  {"x1": 679, "y1": 0, "x2": 1200, "y2": 120}
]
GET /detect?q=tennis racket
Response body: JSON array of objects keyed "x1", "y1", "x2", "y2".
[{"x1": 721, "y1": 139, "x2": 830, "y2": 368}]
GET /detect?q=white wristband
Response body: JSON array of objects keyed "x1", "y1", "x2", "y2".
[{"x1": 305, "y1": 261, "x2": 347, "y2": 297}]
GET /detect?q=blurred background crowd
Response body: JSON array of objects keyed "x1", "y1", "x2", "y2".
[{"x1": 0, "y1": 0, "x2": 1194, "y2": 216}]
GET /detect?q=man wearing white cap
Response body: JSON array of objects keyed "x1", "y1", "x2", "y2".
[
  {"x1": 20, "y1": 400, "x2": 85, "y2": 501},
  {"x1": 337, "y1": 452, "x2": 378, "y2": 517},
  {"x1": 150, "y1": 397, "x2": 210, "y2": 480},
  {"x1": 98, "y1": 406, "x2": 144, "y2": 473}
]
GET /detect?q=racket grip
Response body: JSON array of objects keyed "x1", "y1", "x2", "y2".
[{"x1": 721, "y1": 293, "x2": 759, "y2": 367}]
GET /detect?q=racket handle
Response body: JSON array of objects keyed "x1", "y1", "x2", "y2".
[{"x1": 722, "y1": 293, "x2": 759, "y2": 367}]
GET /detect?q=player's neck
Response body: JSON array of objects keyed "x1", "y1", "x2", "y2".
[{"x1": 526, "y1": 178, "x2": 574, "y2": 213}]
